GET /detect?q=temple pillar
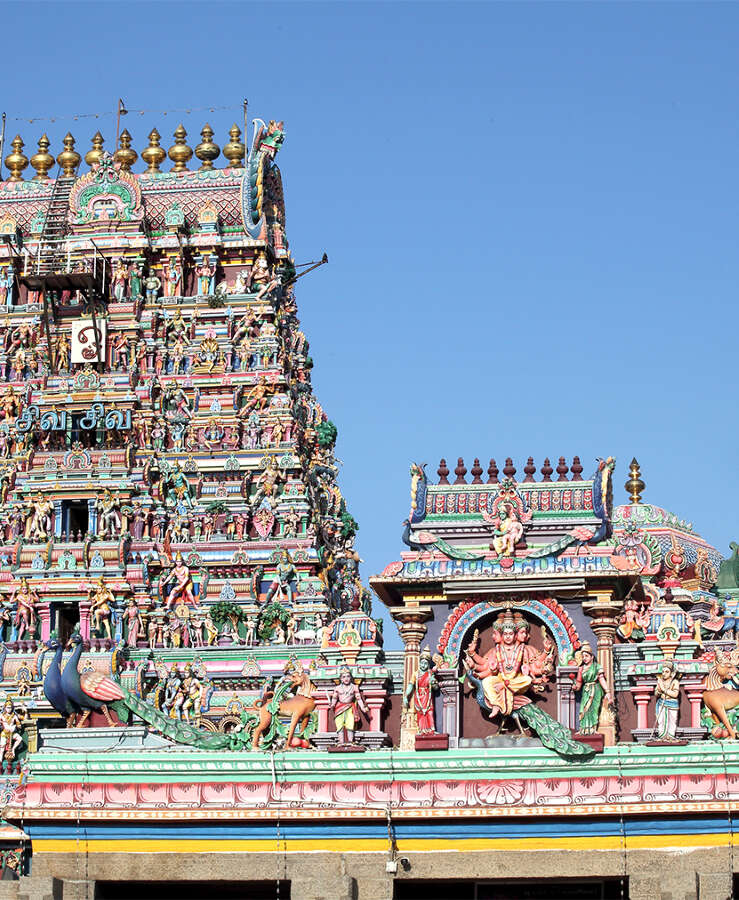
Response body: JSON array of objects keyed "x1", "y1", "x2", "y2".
[
  {"x1": 583, "y1": 591, "x2": 623, "y2": 747},
  {"x1": 78, "y1": 600, "x2": 91, "y2": 641},
  {"x1": 557, "y1": 665, "x2": 578, "y2": 730},
  {"x1": 684, "y1": 678, "x2": 706, "y2": 729},
  {"x1": 436, "y1": 667, "x2": 459, "y2": 747},
  {"x1": 630, "y1": 684, "x2": 652, "y2": 730},
  {"x1": 393, "y1": 607, "x2": 431, "y2": 751},
  {"x1": 37, "y1": 601, "x2": 52, "y2": 643}
]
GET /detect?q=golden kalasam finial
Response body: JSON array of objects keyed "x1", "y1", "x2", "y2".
[
  {"x1": 625, "y1": 457, "x2": 645, "y2": 504},
  {"x1": 85, "y1": 131, "x2": 105, "y2": 168},
  {"x1": 141, "y1": 128, "x2": 166, "y2": 173},
  {"x1": 4, "y1": 135, "x2": 28, "y2": 182},
  {"x1": 56, "y1": 133, "x2": 81, "y2": 177},
  {"x1": 195, "y1": 123, "x2": 220, "y2": 171},
  {"x1": 168, "y1": 124, "x2": 192, "y2": 172},
  {"x1": 222, "y1": 123, "x2": 245, "y2": 168},
  {"x1": 30, "y1": 134, "x2": 54, "y2": 181},
  {"x1": 114, "y1": 128, "x2": 137, "y2": 173}
]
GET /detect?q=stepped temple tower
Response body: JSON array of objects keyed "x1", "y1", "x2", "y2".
[{"x1": 0, "y1": 118, "x2": 734, "y2": 899}]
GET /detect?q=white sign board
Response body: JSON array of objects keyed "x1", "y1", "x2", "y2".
[{"x1": 71, "y1": 319, "x2": 107, "y2": 364}]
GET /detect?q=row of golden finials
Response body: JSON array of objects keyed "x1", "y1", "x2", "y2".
[{"x1": 2, "y1": 123, "x2": 247, "y2": 182}]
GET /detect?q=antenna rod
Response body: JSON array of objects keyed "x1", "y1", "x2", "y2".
[
  {"x1": 243, "y1": 98, "x2": 249, "y2": 161},
  {"x1": 115, "y1": 98, "x2": 126, "y2": 150},
  {"x1": 285, "y1": 253, "x2": 328, "y2": 286},
  {"x1": 0, "y1": 113, "x2": 6, "y2": 181}
]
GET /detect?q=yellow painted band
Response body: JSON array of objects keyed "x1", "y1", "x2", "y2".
[{"x1": 31, "y1": 834, "x2": 734, "y2": 854}]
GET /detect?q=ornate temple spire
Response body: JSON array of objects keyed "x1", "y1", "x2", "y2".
[{"x1": 625, "y1": 457, "x2": 645, "y2": 504}]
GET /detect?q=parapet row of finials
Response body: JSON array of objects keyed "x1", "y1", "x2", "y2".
[
  {"x1": 2, "y1": 123, "x2": 249, "y2": 181},
  {"x1": 436, "y1": 456, "x2": 587, "y2": 484}
]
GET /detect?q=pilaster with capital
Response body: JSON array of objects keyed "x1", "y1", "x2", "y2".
[
  {"x1": 392, "y1": 607, "x2": 431, "y2": 750},
  {"x1": 583, "y1": 591, "x2": 623, "y2": 746}
]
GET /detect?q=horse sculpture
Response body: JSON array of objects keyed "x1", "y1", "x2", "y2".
[
  {"x1": 250, "y1": 659, "x2": 316, "y2": 750},
  {"x1": 702, "y1": 647, "x2": 739, "y2": 739}
]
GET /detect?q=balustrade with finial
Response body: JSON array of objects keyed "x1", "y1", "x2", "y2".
[
  {"x1": 195, "y1": 124, "x2": 220, "y2": 170},
  {"x1": 141, "y1": 128, "x2": 166, "y2": 173},
  {"x1": 437, "y1": 459, "x2": 449, "y2": 485},
  {"x1": 470, "y1": 459, "x2": 483, "y2": 484},
  {"x1": 223, "y1": 123, "x2": 245, "y2": 168},
  {"x1": 4, "y1": 136, "x2": 28, "y2": 181},
  {"x1": 30, "y1": 135, "x2": 54, "y2": 182},
  {"x1": 168, "y1": 125, "x2": 193, "y2": 172},
  {"x1": 453, "y1": 458, "x2": 467, "y2": 485},
  {"x1": 540, "y1": 458, "x2": 553, "y2": 482},
  {"x1": 523, "y1": 457, "x2": 536, "y2": 482},
  {"x1": 556, "y1": 457, "x2": 569, "y2": 481},
  {"x1": 502, "y1": 458, "x2": 516, "y2": 480},
  {"x1": 487, "y1": 459, "x2": 498, "y2": 484},
  {"x1": 85, "y1": 132, "x2": 105, "y2": 168},
  {"x1": 56, "y1": 133, "x2": 80, "y2": 177},
  {"x1": 114, "y1": 129, "x2": 137, "y2": 172}
]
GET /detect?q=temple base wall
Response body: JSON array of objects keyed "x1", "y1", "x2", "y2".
[{"x1": 5, "y1": 847, "x2": 734, "y2": 900}]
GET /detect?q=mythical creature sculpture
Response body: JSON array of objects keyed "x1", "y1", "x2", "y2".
[{"x1": 246, "y1": 656, "x2": 315, "y2": 750}]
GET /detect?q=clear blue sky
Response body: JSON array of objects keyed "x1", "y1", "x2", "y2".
[{"x1": 7, "y1": 2, "x2": 738, "y2": 648}]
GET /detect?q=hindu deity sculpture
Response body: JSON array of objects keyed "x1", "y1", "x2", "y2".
[
  {"x1": 250, "y1": 252, "x2": 280, "y2": 299},
  {"x1": 573, "y1": 642, "x2": 613, "y2": 736},
  {"x1": 163, "y1": 258, "x2": 183, "y2": 298},
  {"x1": 616, "y1": 596, "x2": 650, "y2": 642},
  {"x1": 238, "y1": 376, "x2": 275, "y2": 418},
  {"x1": 96, "y1": 490, "x2": 121, "y2": 539},
  {"x1": 653, "y1": 660, "x2": 681, "y2": 742},
  {"x1": 464, "y1": 610, "x2": 555, "y2": 730},
  {"x1": 88, "y1": 577, "x2": 115, "y2": 640},
  {"x1": 128, "y1": 261, "x2": 143, "y2": 300},
  {"x1": 329, "y1": 665, "x2": 369, "y2": 746},
  {"x1": 490, "y1": 504, "x2": 524, "y2": 558},
  {"x1": 112, "y1": 259, "x2": 128, "y2": 301},
  {"x1": 0, "y1": 699, "x2": 26, "y2": 767},
  {"x1": 162, "y1": 553, "x2": 196, "y2": 608},
  {"x1": 265, "y1": 550, "x2": 298, "y2": 605},
  {"x1": 403, "y1": 648, "x2": 437, "y2": 734},
  {"x1": 25, "y1": 493, "x2": 53, "y2": 541},
  {"x1": 11, "y1": 578, "x2": 39, "y2": 641},
  {"x1": 144, "y1": 273, "x2": 161, "y2": 303},
  {"x1": 195, "y1": 258, "x2": 216, "y2": 296},
  {"x1": 167, "y1": 461, "x2": 194, "y2": 508},
  {"x1": 123, "y1": 598, "x2": 144, "y2": 647}
]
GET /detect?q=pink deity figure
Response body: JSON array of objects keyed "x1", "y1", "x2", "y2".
[
  {"x1": 195, "y1": 259, "x2": 215, "y2": 295},
  {"x1": 161, "y1": 553, "x2": 197, "y2": 609},
  {"x1": 163, "y1": 259, "x2": 182, "y2": 298},
  {"x1": 403, "y1": 648, "x2": 437, "y2": 734},
  {"x1": 11, "y1": 578, "x2": 39, "y2": 641},
  {"x1": 124, "y1": 600, "x2": 144, "y2": 647},
  {"x1": 0, "y1": 268, "x2": 7, "y2": 305},
  {"x1": 329, "y1": 666, "x2": 369, "y2": 745}
]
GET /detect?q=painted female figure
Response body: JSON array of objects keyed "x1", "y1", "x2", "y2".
[
  {"x1": 112, "y1": 259, "x2": 128, "y2": 302},
  {"x1": 124, "y1": 599, "x2": 144, "y2": 648},
  {"x1": 574, "y1": 642, "x2": 613, "y2": 735},
  {"x1": 403, "y1": 647, "x2": 437, "y2": 734}
]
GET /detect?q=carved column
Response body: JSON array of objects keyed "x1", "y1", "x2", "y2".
[
  {"x1": 78, "y1": 600, "x2": 91, "y2": 641},
  {"x1": 630, "y1": 684, "x2": 652, "y2": 730},
  {"x1": 436, "y1": 667, "x2": 459, "y2": 746},
  {"x1": 556, "y1": 665, "x2": 578, "y2": 730},
  {"x1": 583, "y1": 592, "x2": 623, "y2": 747},
  {"x1": 36, "y1": 601, "x2": 52, "y2": 643},
  {"x1": 393, "y1": 607, "x2": 431, "y2": 751}
]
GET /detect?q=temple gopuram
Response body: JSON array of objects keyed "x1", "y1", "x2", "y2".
[{"x1": 0, "y1": 117, "x2": 733, "y2": 900}]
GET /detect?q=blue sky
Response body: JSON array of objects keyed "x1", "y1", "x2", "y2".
[{"x1": 7, "y1": 2, "x2": 738, "y2": 648}]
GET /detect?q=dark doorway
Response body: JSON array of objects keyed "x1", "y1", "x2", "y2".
[
  {"x1": 394, "y1": 879, "x2": 626, "y2": 900},
  {"x1": 95, "y1": 883, "x2": 290, "y2": 900},
  {"x1": 62, "y1": 500, "x2": 88, "y2": 539},
  {"x1": 55, "y1": 604, "x2": 80, "y2": 646}
]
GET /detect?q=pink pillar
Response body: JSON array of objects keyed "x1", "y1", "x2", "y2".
[
  {"x1": 683, "y1": 680, "x2": 705, "y2": 729},
  {"x1": 78, "y1": 600, "x2": 91, "y2": 641},
  {"x1": 365, "y1": 692, "x2": 385, "y2": 732},
  {"x1": 314, "y1": 694, "x2": 330, "y2": 732},
  {"x1": 630, "y1": 686, "x2": 652, "y2": 730},
  {"x1": 37, "y1": 602, "x2": 52, "y2": 643}
]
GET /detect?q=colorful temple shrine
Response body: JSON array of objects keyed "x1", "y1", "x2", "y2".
[{"x1": 0, "y1": 118, "x2": 733, "y2": 900}]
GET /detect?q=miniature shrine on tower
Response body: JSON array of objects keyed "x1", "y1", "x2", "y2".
[{"x1": 0, "y1": 116, "x2": 734, "y2": 900}]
